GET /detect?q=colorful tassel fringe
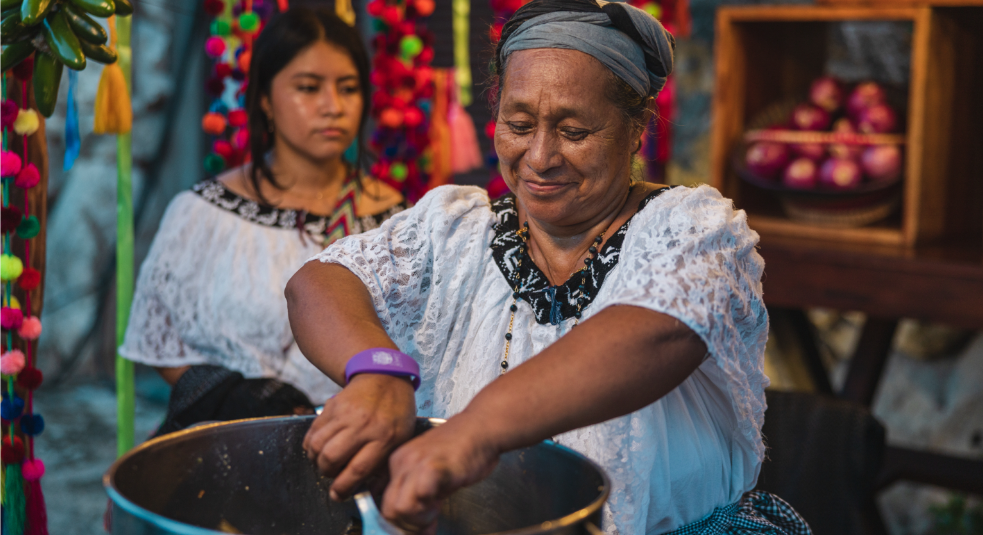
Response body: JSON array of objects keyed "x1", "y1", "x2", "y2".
[
  {"x1": 64, "y1": 71, "x2": 81, "y2": 171},
  {"x1": 2, "y1": 464, "x2": 26, "y2": 535},
  {"x1": 24, "y1": 478, "x2": 49, "y2": 535}
]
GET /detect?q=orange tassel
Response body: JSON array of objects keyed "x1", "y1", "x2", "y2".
[{"x1": 93, "y1": 16, "x2": 132, "y2": 134}]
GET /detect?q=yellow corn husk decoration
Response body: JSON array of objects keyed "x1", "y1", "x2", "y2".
[
  {"x1": 94, "y1": 16, "x2": 133, "y2": 134},
  {"x1": 336, "y1": 0, "x2": 356, "y2": 26}
]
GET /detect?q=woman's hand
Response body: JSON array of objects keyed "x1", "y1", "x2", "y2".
[
  {"x1": 303, "y1": 373, "x2": 417, "y2": 500},
  {"x1": 380, "y1": 418, "x2": 501, "y2": 534}
]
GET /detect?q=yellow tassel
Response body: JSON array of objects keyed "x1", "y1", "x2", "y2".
[
  {"x1": 93, "y1": 16, "x2": 132, "y2": 135},
  {"x1": 336, "y1": 0, "x2": 355, "y2": 26},
  {"x1": 93, "y1": 63, "x2": 132, "y2": 134}
]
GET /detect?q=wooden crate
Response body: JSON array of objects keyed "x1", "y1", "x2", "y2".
[
  {"x1": 817, "y1": 0, "x2": 983, "y2": 6},
  {"x1": 710, "y1": 5, "x2": 983, "y2": 247}
]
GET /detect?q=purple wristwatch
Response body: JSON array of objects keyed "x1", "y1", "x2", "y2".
[{"x1": 344, "y1": 348, "x2": 421, "y2": 391}]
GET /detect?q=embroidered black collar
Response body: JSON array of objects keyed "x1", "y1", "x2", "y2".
[
  {"x1": 490, "y1": 186, "x2": 673, "y2": 325},
  {"x1": 192, "y1": 178, "x2": 408, "y2": 237}
]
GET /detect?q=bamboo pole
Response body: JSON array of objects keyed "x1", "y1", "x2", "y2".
[{"x1": 115, "y1": 12, "x2": 135, "y2": 458}]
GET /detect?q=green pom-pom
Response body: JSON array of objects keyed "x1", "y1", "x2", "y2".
[
  {"x1": 16, "y1": 216, "x2": 39, "y2": 239},
  {"x1": 204, "y1": 153, "x2": 226, "y2": 174},
  {"x1": 641, "y1": 2, "x2": 661, "y2": 19},
  {"x1": 371, "y1": 19, "x2": 386, "y2": 33},
  {"x1": 390, "y1": 162, "x2": 408, "y2": 182},
  {"x1": 211, "y1": 19, "x2": 232, "y2": 36},
  {"x1": 399, "y1": 35, "x2": 424, "y2": 59},
  {"x1": 239, "y1": 12, "x2": 260, "y2": 32}
]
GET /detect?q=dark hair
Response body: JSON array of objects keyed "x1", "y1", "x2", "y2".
[{"x1": 245, "y1": 7, "x2": 371, "y2": 203}]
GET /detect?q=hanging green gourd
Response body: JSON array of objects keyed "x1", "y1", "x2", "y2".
[{"x1": 1, "y1": 0, "x2": 124, "y2": 117}]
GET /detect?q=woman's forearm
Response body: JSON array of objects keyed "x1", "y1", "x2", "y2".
[
  {"x1": 285, "y1": 262, "x2": 398, "y2": 384},
  {"x1": 457, "y1": 305, "x2": 707, "y2": 453}
]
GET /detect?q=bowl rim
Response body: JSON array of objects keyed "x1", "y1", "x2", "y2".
[{"x1": 103, "y1": 415, "x2": 612, "y2": 535}]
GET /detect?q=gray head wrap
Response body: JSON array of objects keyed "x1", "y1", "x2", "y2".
[{"x1": 498, "y1": 1, "x2": 675, "y2": 98}]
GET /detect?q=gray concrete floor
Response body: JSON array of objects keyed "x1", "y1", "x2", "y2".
[{"x1": 32, "y1": 372, "x2": 167, "y2": 535}]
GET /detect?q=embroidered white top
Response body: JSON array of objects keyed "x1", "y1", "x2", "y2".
[
  {"x1": 119, "y1": 179, "x2": 407, "y2": 404},
  {"x1": 309, "y1": 184, "x2": 770, "y2": 534}
]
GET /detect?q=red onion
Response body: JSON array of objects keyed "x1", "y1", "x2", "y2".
[
  {"x1": 783, "y1": 158, "x2": 818, "y2": 189},
  {"x1": 791, "y1": 103, "x2": 830, "y2": 131},
  {"x1": 857, "y1": 103, "x2": 897, "y2": 134},
  {"x1": 809, "y1": 77, "x2": 844, "y2": 113},
  {"x1": 745, "y1": 142, "x2": 790, "y2": 180},
  {"x1": 792, "y1": 143, "x2": 825, "y2": 161},
  {"x1": 861, "y1": 145, "x2": 902, "y2": 183},
  {"x1": 846, "y1": 82, "x2": 886, "y2": 119},
  {"x1": 829, "y1": 118, "x2": 861, "y2": 160},
  {"x1": 819, "y1": 158, "x2": 863, "y2": 190},
  {"x1": 833, "y1": 117, "x2": 856, "y2": 133}
]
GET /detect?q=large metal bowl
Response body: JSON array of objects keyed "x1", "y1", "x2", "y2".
[{"x1": 104, "y1": 416, "x2": 609, "y2": 535}]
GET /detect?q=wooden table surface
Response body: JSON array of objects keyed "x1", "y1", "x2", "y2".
[
  {"x1": 758, "y1": 234, "x2": 983, "y2": 498},
  {"x1": 760, "y1": 235, "x2": 983, "y2": 329}
]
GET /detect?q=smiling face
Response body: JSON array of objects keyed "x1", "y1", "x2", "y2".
[
  {"x1": 262, "y1": 40, "x2": 363, "y2": 164},
  {"x1": 495, "y1": 48, "x2": 639, "y2": 229}
]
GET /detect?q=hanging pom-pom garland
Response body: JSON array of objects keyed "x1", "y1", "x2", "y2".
[
  {"x1": 366, "y1": 0, "x2": 436, "y2": 201},
  {"x1": 200, "y1": 0, "x2": 284, "y2": 176},
  {"x1": 2, "y1": 63, "x2": 51, "y2": 534}
]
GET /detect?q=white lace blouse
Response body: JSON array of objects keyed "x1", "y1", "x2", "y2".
[
  {"x1": 119, "y1": 179, "x2": 407, "y2": 404},
  {"x1": 310, "y1": 184, "x2": 770, "y2": 534}
]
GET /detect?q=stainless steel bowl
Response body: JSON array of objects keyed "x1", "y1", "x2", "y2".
[{"x1": 104, "y1": 416, "x2": 609, "y2": 534}]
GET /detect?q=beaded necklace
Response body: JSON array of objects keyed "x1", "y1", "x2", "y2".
[{"x1": 500, "y1": 222, "x2": 606, "y2": 375}]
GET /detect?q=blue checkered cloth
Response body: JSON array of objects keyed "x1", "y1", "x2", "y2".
[{"x1": 664, "y1": 491, "x2": 812, "y2": 535}]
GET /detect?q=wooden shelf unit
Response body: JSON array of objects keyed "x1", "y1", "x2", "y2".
[{"x1": 710, "y1": 5, "x2": 983, "y2": 247}]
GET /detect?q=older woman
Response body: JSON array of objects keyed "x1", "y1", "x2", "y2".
[{"x1": 286, "y1": 1, "x2": 810, "y2": 533}]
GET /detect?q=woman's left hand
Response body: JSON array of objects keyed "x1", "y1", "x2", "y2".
[{"x1": 381, "y1": 418, "x2": 501, "y2": 534}]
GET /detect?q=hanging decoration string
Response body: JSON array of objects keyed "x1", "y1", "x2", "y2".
[
  {"x1": 2, "y1": 59, "x2": 50, "y2": 535},
  {"x1": 201, "y1": 0, "x2": 278, "y2": 176},
  {"x1": 366, "y1": 0, "x2": 436, "y2": 202}
]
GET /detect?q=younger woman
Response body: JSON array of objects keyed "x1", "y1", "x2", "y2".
[{"x1": 120, "y1": 7, "x2": 406, "y2": 435}]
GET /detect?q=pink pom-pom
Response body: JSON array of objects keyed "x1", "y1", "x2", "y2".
[
  {"x1": 1, "y1": 349, "x2": 26, "y2": 375},
  {"x1": 232, "y1": 128, "x2": 249, "y2": 150},
  {"x1": 18, "y1": 316, "x2": 41, "y2": 340},
  {"x1": 21, "y1": 458, "x2": 45, "y2": 480},
  {"x1": 205, "y1": 36, "x2": 227, "y2": 58},
  {"x1": 1, "y1": 150, "x2": 22, "y2": 176},
  {"x1": 14, "y1": 163, "x2": 40, "y2": 189},
  {"x1": 1, "y1": 307, "x2": 24, "y2": 330},
  {"x1": 1, "y1": 100, "x2": 17, "y2": 130}
]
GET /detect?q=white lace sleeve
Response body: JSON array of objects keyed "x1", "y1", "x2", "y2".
[
  {"x1": 603, "y1": 185, "x2": 769, "y2": 460},
  {"x1": 119, "y1": 193, "x2": 214, "y2": 367},
  {"x1": 308, "y1": 185, "x2": 493, "y2": 351}
]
